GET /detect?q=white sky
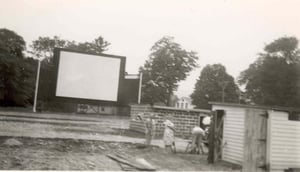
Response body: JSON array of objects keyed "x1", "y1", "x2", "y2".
[{"x1": 1, "y1": 0, "x2": 300, "y2": 98}]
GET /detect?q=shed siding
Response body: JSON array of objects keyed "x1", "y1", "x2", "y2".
[
  {"x1": 268, "y1": 110, "x2": 300, "y2": 171},
  {"x1": 212, "y1": 105, "x2": 245, "y2": 165}
]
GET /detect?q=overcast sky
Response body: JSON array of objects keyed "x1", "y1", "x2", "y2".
[{"x1": 1, "y1": 0, "x2": 300, "y2": 98}]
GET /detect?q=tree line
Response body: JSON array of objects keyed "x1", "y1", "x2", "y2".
[
  {"x1": 0, "y1": 28, "x2": 299, "y2": 109},
  {"x1": 0, "y1": 28, "x2": 109, "y2": 106}
]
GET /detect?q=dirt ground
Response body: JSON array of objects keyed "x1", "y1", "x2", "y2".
[
  {"x1": 0, "y1": 137, "x2": 240, "y2": 171},
  {"x1": 0, "y1": 110, "x2": 241, "y2": 171}
]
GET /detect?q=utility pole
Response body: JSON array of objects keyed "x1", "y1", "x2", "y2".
[
  {"x1": 219, "y1": 81, "x2": 229, "y2": 103},
  {"x1": 222, "y1": 85, "x2": 225, "y2": 102},
  {"x1": 138, "y1": 72, "x2": 143, "y2": 104},
  {"x1": 238, "y1": 90, "x2": 241, "y2": 104},
  {"x1": 33, "y1": 59, "x2": 42, "y2": 112}
]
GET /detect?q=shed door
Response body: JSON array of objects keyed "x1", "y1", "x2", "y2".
[
  {"x1": 243, "y1": 109, "x2": 268, "y2": 172},
  {"x1": 208, "y1": 110, "x2": 224, "y2": 163}
]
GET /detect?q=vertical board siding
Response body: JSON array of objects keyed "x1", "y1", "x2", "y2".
[
  {"x1": 243, "y1": 109, "x2": 267, "y2": 172},
  {"x1": 212, "y1": 105, "x2": 245, "y2": 165},
  {"x1": 269, "y1": 110, "x2": 300, "y2": 171}
]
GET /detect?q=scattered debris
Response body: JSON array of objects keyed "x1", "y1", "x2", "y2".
[
  {"x1": 135, "y1": 143, "x2": 147, "y2": 149},
  {"x1": 191, "y1": 160, "x2": 199, "y2": 164},
  {"x1": 86, "y1": 161, "x2": 95, "y2": 168},
  {"x1": 90, "y1": 144, "x2": 96, "y2": 151},
  {"x1": 3, "y1": 138, "x2": 23, "y2": 146},
  {"x1": 110, "y1": 143, "x2": 118, "y2": 147},
  {"x1": 12, "y1": 157, "x2": 22, "y2": 166},
  {"x1": 97, "y1": 145, "x2": 106, "y2": 150}
]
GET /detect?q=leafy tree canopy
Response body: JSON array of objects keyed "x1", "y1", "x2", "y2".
[
  {"x1": 264, "y1": 36, "x2": 299, "y2": 63},
  {"x1": 0, "y1": 28, "x2": 26, "y2": 58},
  {"x1": 140, "y1": 36, "x2": 199, "y2": 105},
  {"x1": 0, "y1": 28, "x2": 36, "y2": 106},
  {"x1": 29, "y1": 36, "x2": 110, "y2": 63},
  {"x1": 67, "y1": 36, "x2": 110, "y2": 54},
  {"x1": 191, "y1": 64, "x2": 240, "y2": 109},
  {"x1": 29, "y1": 36, "x2": 69, "y2": 62},
  {"x1": 239, "y1": 36, "x2": 300, "y2": 107}
]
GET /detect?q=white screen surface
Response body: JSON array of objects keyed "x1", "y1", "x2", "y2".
[{"x1": 56, "y1": 51, "x2": 121, "y2": 101}]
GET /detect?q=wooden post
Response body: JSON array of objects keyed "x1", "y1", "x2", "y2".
[
  {"x1": 208, "y1": 111, "x2": 217, "y2": 164},
  {"x1": 208, "y1": 110, "x2": 224, "y2": 164},
  {"x1": 138, "y1": 72, "x2": 143, "y2": 104},
  {"x1": 266, "y1": 111, "x2": 271, "y2": 171},
  {"x1": 215, "y1": 110, "x2": 224, "y2": 162}
]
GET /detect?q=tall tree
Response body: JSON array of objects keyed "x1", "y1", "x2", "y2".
[
  {"x1": 140, "y1": 36, "x2": 199, "y2": 105},
  {"x1": 239, "y1": 36, "x2": 300, "y2": 107},
  {"x1": 0, "y1": 28, "x2": 36, "y2": 106},
  {"x1": 191, "y1": 64, "x2": 240, "y2": 109}
]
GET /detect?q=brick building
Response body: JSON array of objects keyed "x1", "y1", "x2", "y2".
[{"x1": 129, "y1": 104, "x2": 210, "y2": 137}]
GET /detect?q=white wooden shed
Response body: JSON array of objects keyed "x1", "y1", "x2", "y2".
[{"x1": 210, "y1": 102, "x2": 300, "y2": 172}]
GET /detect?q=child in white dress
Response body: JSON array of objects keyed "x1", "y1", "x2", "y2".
[
  {"x1": 136, "y1": 113, "x2": 156, "y2": 146},
  {"x1": 163, "y1": 119, "x2": 176, "y2": 153}
]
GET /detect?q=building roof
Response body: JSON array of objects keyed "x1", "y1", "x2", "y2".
[
  {"x1": 153, "y1": 105, "x2": 211, "y2": 114},
  {"x1": 209, "y1": 102, "x2": 300, "y2": 112},
  {"x1": 176, "y1": 97, "x2": 192, "y2": 102}
]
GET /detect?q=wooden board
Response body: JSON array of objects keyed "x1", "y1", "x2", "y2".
[
  {"x1": 106, "y1": 154, "x2": 156, "y2": 171},
  {"x1": 243, "y1": 109, "x2": 268, "y2": 172}
]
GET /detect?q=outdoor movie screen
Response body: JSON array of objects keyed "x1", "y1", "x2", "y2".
[{"x1": 55, "y1": 49, "x2": 124, "y2": 102}]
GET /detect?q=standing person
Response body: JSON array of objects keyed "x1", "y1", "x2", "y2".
[
  {"x1": 137, "y1": 113, "x2": 156, "y2": 146},
  {"x1": 190, "y1": 126, "x2": 205, "y2": 154},
  {"x1": 163, "y1": 118, "x2": 176, "y2": 153},
  {"x1": 144, "y1": 113, "x2": 156, "y2": 146}
]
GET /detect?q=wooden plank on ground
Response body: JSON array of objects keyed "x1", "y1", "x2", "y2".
[
  {"x1": 117, "y1": 154, "x2": 156, "y2": 171},
  {"x1": 106, "y1": 154, "x2": 156, "y2": 171},
  {"x1": 135, "y1": 158, "x2": 156, "y2": 170},
  {"x1": 119, "y1": 163, "x2": 138, "y2": 171}
]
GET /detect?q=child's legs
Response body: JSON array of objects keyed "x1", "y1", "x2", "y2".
[
  {"x1": 164, "y1": 145, "x2": 172, "y2": 152},
  {"x1": 191, "y1": 134, "x2": 199, "y2": 153},
  {"x1": 165, "y1": 143, "x2": 176, "y2": 153},
  {"x1": 171, "y1": 142, "x2": 176, "y2": 153},
  {"x1": 145, "y1": 131, "x2": 152, "y2": 145},
  {"x1": 197, "y1": 135, "x2": 204, "y2": 154}
]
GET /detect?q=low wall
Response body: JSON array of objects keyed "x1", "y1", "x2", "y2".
[
  {"x1": 39, "y1": 101, "x2": 130, "y2": 115},
  {"x1": 129, "y1": 104, "x2": 211, "y2": 137}
]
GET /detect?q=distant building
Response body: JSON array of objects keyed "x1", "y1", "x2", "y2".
[{"x1": 175, "y1": 97, "x2": 195, "y2": 109}]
